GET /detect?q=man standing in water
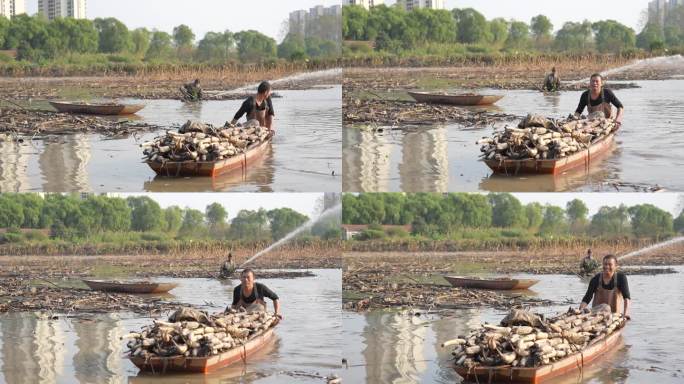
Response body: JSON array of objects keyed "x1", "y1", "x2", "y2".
[
  {"x1": 580, "y1": 249, "x2": 599, "y2": 275},
  {"x1": 220, "y1": 252, "x2": 236, "y2": 278},
  {"x1": 543, "y1": 67, "x2": 561, "y2": 92},
  {"x1": 230, "y1": 268, "x2": 283, "y2": 320},
  {"x1": 580, "y1": 254, "x2": 631, "y2": 319},
  {"x1": 574, "y1": 73, "x2": 624, "y2": 128},
  {"x1": 230, "y1": 81, "x2": 274, "y2": 130},
  {"x1": 180, "y1": 79, "x2": 203, "y2": 102}
]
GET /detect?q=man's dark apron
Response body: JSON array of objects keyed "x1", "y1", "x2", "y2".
[
  {"x1": 587, "y1": 88, "x2": 612, "y2": 119},
  {"x1": 246, "y1": 97, "x2": 268, "y2": 127},
  {"x1": 235, "y1": 284, "x2": 266, "y2": 313},
  {"x1": 591, "y1": 272, "x2": 624, "y2": 314}
]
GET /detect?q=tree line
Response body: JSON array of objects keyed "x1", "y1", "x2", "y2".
[
  {"x1": 343, "y1": 193, "x2": 683, "y2": 240},
  {"x1": 0, "y1": 14, "x2": 338, "y2": 64},
  {"x1": 0, "y1": 194, "x2": 339, "y2": 243},
  {"x1": 342, "y1": 5, "x2": 684, "y2": 56}
]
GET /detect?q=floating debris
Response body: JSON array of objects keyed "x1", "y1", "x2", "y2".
[
  {"x1": 478, "y1": 114, "x2": 617, "y2": 161},
  {"x1": 0, "y1": 107, "x2": 162, "y2": 138},
  {"x1": 124, "y1": 307, "x2": 277, "y2": 358},
  {"x1": 445, "y1": 307, "x2": 626, "y2": 368},
  {"x1": 142, "y1": 120, "x2": 269, "y2": 163}
]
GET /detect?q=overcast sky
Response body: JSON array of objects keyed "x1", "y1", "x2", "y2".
[
  {"x1": 116, "y1": 193, "x2": 323, "y2": 220},
  {"x1": 25, "y1": 0, "x2": 340, "y2": 42},
  {"x1": 514, "y1": 193, "x2": 684, "y2": 216},
  {"x1": 385, "y1": 0, "x2": 649, "y2": 32}
]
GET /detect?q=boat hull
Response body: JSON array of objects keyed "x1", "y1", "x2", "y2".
[
  {"x1": 82, "y1": 280, "x2": 178, "y2": 294},
  {"x1": 130, "y1": 327, "x2": 276, "y2": 374},
  {"x1": 408, "y1": 92, "x2": 504, "y2": 106},
  {"x1": 455, "y1": 328, "x2": 624, "y2": 384},
  {"x1": 50, "y1": 101, "x2": 145, "y2": 115},
  {"x1": 147, "y1": 132, "x2": 273, "y2": 178},
  {"x1": 484, "y1": 133, "x2": 616, "y2": 175},
  {"x1": 444, "y1": 276, "x2": 539, "y2": 290}
]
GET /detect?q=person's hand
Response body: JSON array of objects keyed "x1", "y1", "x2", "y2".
[
  {"x1": 624, "y1": 313, "x2": 631, "y2": 320},
  {"x1": 275, "y1": 313, "x2": 283, "y2": 321},
  {"x1": 581, "y1": 307, "x2": 590, "y2": 314}
]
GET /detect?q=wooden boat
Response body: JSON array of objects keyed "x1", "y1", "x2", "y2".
[
  {"x1": 130, "y1": 326, "x2": 276, "y2": 374},
  {"x1": 484, "y1": 132, "x2": 616, "y2": 175},
  {"x1": 455, "y1": 326, "x2": 625, "y2": 384},
  {"x1": 50, "y1": 101, "x2": 145, "y2": 115},
  {"x1": 408, "y1": 91, "x2": 504, "y2": 106},
  {"x1": 82, "y1": 279, "x2": 178, "y2": 294},
  {"x1": 444, "y1": 276, "x2": 539, "y2": 290},
  {"x1": 146, "y1": 131, "x2": 273, "y2": 178}
]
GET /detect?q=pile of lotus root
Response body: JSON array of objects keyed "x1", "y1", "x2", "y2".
[
  {"x1": 142, "y1": 120, "x2": 269, "y2": 163},
  {"x1": 444, "y1": 306, "x2": 625, "y2": 368},
  {"x1": 478, "y1": 114, "x2": 617, "y2": 161},
  {"x1": 124, "y1": 307, "x2": 278, "y2": 358}
]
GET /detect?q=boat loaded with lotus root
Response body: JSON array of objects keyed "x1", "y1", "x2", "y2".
[
  {"x1": 125, "y1": 307, "x2": 279, "y2": 373},
  {"x1": 142, "y1": 120, "x2": 273, "y2": 177},
  {"x1": 443, "y1": 306, "x2": 626, "y2": 384},
  {"x1": 478, "y1": 114, "x2": 618, "y2": 175}
]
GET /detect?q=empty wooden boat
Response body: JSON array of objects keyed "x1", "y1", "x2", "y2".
[
  {"x1": 408, "y1": 91, "x2": 504, "y2": 106},
  {"x1": 444, "y1": 276, "x2": 539, "y2": 290}
]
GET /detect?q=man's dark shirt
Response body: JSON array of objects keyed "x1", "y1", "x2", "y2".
[
  {"x1": 575, "y1": 88, "x2": 623, "y2": 115},
  {"x1": 582, "y1": 271, "x2": 630, "y2": 304},
  {"x1": 233, "y1": 96, "x2": 274, "y2": 121},
  {"x1": 232, "y1": 282, "x2": 279, "y2": 305}
]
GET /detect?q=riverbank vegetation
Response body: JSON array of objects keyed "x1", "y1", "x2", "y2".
[
  {"x1": 0, "y1": 193, "x2": 341, "y2": 254},
  {"x1": 341, "y1": 4, "x2": 684, "y2": 66},
  {"x1": 343, "y1": 193, "x2": 683, "y2": 247}
]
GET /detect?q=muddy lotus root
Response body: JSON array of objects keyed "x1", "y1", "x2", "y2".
[
  {"x1": 477, "y1": 115, "x2": 616, "y2": 161},
  {"x1": 444, "y1": 307, "x2": 625, "y2": 369},
  {"x1": 123, "y1": 308, "x2": 277, "y2": 359},
  {"x1": 141, "y1": 120, "x2": 270, "y2": 163}
]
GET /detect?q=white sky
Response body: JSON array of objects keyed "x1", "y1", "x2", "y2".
[
  {"x1": 25, "y1": 0, "x2": 341, "y2": 42},
  {"x1": 385, "y1": 0, "x2": 649, "y2": 32},
  {"x1": 513, "y1": 193, "x2": 684, "y2": 216},
  {"x1": 115, "y1": 193, "x2": 322, "y2": 220}
]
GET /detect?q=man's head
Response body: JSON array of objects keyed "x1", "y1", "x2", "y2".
[
  {"x1": 240, "y1": 268, "x2": 255, "y2": 289},
  {"x1": 257, "y1": 81, "x2": 272, "y2": 97},
  {"x1": 590, "y1": 73, "x2": 603, "y2": 92},
  {"x1": 194, "y1": 78, "x2": 200, "y2": 86},
  {"x1": 551, "y1": 67, "x2": 556, "y2": 73},
  {"x1": 587, "y1": 249, "x2": 592, "y2": 256},
  {"x1": 602, "y1": 254, "x2": 618, "y2": 275}
]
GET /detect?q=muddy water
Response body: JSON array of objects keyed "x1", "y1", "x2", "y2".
[
  {"x1": 0, "y1": 270, "x2": 341, "y2": 383},
  {"x1": 343, "y1": 80, "x2": 684, "y2": 192},
  {"x1": 341, "y1": 266, "x2": 684, "y2": 383},
  {"x1": 0, "y1": 86, "x2": 341, "y2": 192}
]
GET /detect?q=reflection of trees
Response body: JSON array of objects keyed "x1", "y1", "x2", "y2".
[
  {"x1": 399, "y1": 127, "x2": 448, "y2": 192},
  {"x1": 362, "y1": 312, "x2": 427, "y2": 384},
  {"x1": 73, "y1": 314, "x2": 122, "y2": 384},
  {"x1": 0, "y1": 140, "x2": 30, "y2": 192},
  {"x1": 343, "y1": 128, "x2": 392, "y2": 192},
  {"x1": 39, "y1": 134, "x2": 91, "y2": 192},
  {"x1": 1, "y1": 314, "x2": 65, "y2": 384}
]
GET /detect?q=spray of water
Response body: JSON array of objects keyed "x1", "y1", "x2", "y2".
[
  {"x1": 222, "y1": 68, "x2": 342, "y2": 95},
  {"x1": 566, "y1": 54, "x2": 684, "y2": 87},
  {"x1": 239, "y1": 203, "x2": 342, "y2": 268},
  {"x1": 618, "y1": 236, "x2": 684, "y2": 262}
]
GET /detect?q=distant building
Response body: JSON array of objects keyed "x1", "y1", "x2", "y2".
[
  {"x1": 288, "y1": 4, "x2": 342, "y2": 41},
  {"x1": 649, "y1": 0, "x2": 683, "y2": 24},
  {"x1": 288, "y1": 9, "x2": 307, "y2": 37},
  {"x1": 38, "y1": 0, "x2": 86, "y2": 20},
  {"x1": 0, "y1": 0, "x2": 25, "y2": 19},
  {"x1": 343, "y1": 0, "x2": 385, "y2": 9},
  {"x1": 397, "y1": 0, "x2": 444, "y2": 11}
]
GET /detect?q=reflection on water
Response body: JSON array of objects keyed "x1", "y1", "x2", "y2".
[
  {"x1": 343, "y1": 126, "x2": 448, "y2": 192},
  {"x1": 0, "y1": 270, "x2": 341, "y2": 383},
  {"x1": 0, "y1": 86, "x2": 341, "y2": 192},
  {"x1": 343, "y1": 80, "x2": 684, "y2": 192},
  {"x1": 342, "y1": 267, "x2": 684, "y2": 383}
]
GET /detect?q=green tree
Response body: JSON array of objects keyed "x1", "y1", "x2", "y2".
[
  {"x1": 592, "y1": 20, "x2": 636, "y2": 53},
  {"x1": 0, "y1": 195, "x2": 24, "y2": 228},
  {"x1": 131, "y1": 28, "x2": 151, "y2": 56},
  {"x1": 590, "y1": 205, "x2": 629, "y2": 237},
  {"x1": 278, "y1": 34, "x2": 307, "y2": 60},
  {"x1": 82, "y1": 196, "x2": 130, "y2": 232},
  {"x1": 628, "y1": 204, "x2": 673, "y2": 239},
  {"x1": 267, "y1": 208, "x2": 308, "y2": 241},
  {"x1": 674, "y1": 211, "x2": 684, "y2": 233},
  {"x1": 452, "y1": 8, "x2": 490, "y2": 44},
  {"x1": 539, "y1": 205, "x2": 567, "y2": 235},
  {"x1": 179, "y1": 208, "x2": 206, "y2": 237},
  {"x1": 14, "y1": 194, "x2": 44, "y2": 228},
  {"x1": 506, "y1": 21, "x2": 530, "y2": 49},
  {"x1": 206, "y1": 203, "x2": 227, "y2": 228},
  {"x1": 554, "y1": 21, "x2": 593, "y2": 52},
  {"x1": 196, "y1": 31, "x2": 235, "y2": 62},
  {"x1": 146, "y1": 31, "x2": 174, "y2": 59},
  {"x1": 566, "y1": 199, "x2": 589, "y2": 232},
  {"x1": 489, "y1": 193, "x2": 526, "y2": 228},
  {"x1": 163, "y1": 206, "x2": 183, "y2": 234},
  {"x1": 342, "y1": 4, "x2": 368, "y2": 40},
  {"x1": 234, "y1": 30, "x2": 276, "y2": 61},
  {"x1": 172, "y1": 24, "x2": 195, "y2": 48},
  {"x1": 229, "y1": 209, "x2": 270, "y2": 241},
  {"x1": 93, "y1": 17, "x2": 131, "y2": 53},
  {"x1": 0, "y1": 16, "x2": 9, "y2": 48},
  {"x1": 365, "y1": 5, "x2": 408, "y2": 42},
  {"x1": 49, "y1": 18, "x2": 98, "y2": 54},
  {"x1": 489, "y1": 18, "x2": 509, "y2": 46},
  {"x1": 525, "y1": 202, "x2": 544, "y2": 230},
  {"x1": 5, "y1": 14, "x2": 52, "y2": 60},
  {"x1": 127, "y1": 196, "x2": 163, "y2": 231},
  {"x1": 530, "y1": 15, "x2": 553, "y2": 41}
]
